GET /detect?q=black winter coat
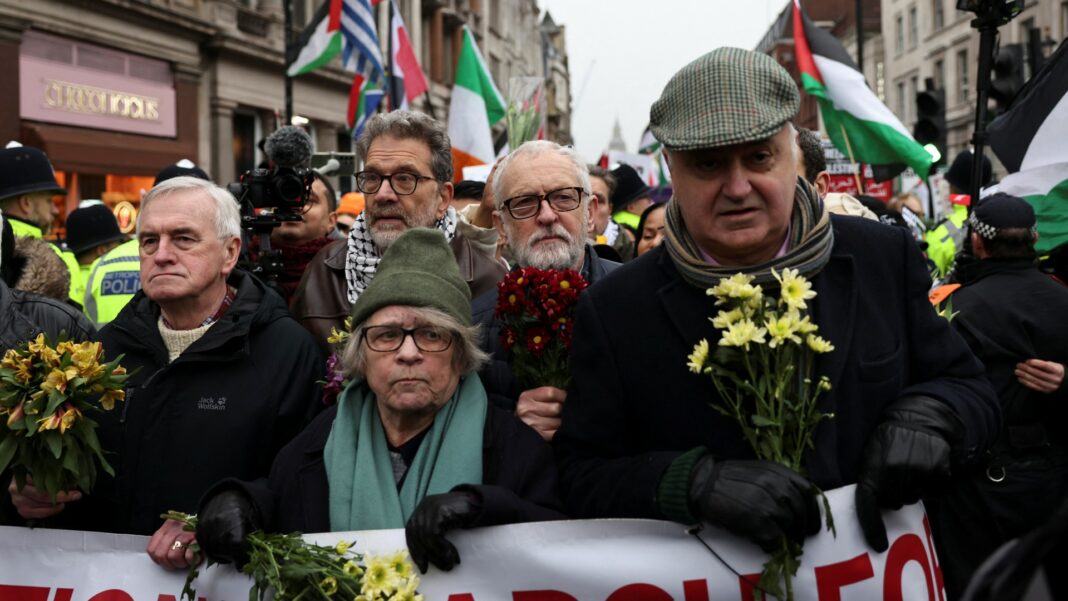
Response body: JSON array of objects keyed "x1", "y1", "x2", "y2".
[
  {"x1": 225, "y1": 393, "x2": 565, "y2": 534},
  {"x1": 553, "y1": 215, "x2": 1000, "y2": 519},
  {"x1": 70, "y1": 270, "x2": 324, "y2": 535},
  {"x1": 0, "y1": 280, "x2": 94, "y2": 349}
]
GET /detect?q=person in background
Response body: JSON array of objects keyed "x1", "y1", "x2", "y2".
[
  {"x1": 609, "y1": 164, "x2": 654, "y2": 237},
  {"x1": 451, "y1": 180, "x2": 486, "y2": 213},
  {"x1": 634, "y1": 202, "x2": 666, "y2": 258},
  {"x1": 926, "y1": 149, "x2": 994, "y2": 279},
  {"x1": 0, "y1": 144, "x2": 81, "y2": 304},
  {"x1": 930, "y1": 193, "x2": 1068, "y2": 599},
  {"x1": 335, "y1": 192, "x2": 364, "y2": 238},
  {"x1": 469, "y1": 141, "x2": 618, "y2": 440},
  {"x1": 291, "y1": 111, "x2": 504, "y2": 355},
  {"x1": 794, "y1": 126, "x2": 878, "y2": 221},
  {"x1": 64, "y1": 204, "x2": 126, "y2": 311},
  {"x1": 83, "y1": 160, "x2": 211, "y2": 326},
  {"x1": 588, "y1": 166, "x2": 634, "y2": 262},
  {"x1": 193, "y1": 228, "x2": 563, "y2": 574},
  {"x1": 248, "y1": 171, "x2": 337, "y2": 305}
]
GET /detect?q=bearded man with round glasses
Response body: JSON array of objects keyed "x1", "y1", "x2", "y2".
[
  {"x1": 291, "y1": 111, "x2": 505, "y2": 353},
  {"x1": 469, "y1": 141, "x2": 619, "y2": 441}
]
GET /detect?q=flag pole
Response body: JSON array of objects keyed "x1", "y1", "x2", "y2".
[
  {"x1": 838, "y1": 123, "x2": 866, "y2": 194},
  {"x1": 386, "y1": 0, "x2": 396, "y2": 111}
]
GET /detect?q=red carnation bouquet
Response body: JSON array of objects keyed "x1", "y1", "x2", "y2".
[{"x1": 494, "y1": 267, "x2": 589, "y2": 389}]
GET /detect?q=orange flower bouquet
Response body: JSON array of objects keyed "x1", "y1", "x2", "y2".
[{"x1": 0, "y1": 334, "x2": 131, "y2": 501}]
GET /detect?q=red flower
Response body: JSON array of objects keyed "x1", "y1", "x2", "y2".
[
  {"x1": 525, "y1": 327, "x2": 551, "y2": 355},
  {"x1": 500, "y1": 326, "x2": 518, "y2": 352}
]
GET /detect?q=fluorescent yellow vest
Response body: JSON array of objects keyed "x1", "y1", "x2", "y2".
[
  {"x1": 7, "y1": 218, "x2": 81, "y2": 305},
  {"x1": 84, "y1": 238, "x2": 141, "y2": 326}
]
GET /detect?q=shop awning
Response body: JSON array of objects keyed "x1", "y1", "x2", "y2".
[{"x1": 20, "y1": 122, "x2": 198, "y2": 177}]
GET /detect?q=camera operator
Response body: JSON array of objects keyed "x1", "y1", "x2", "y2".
[{"x1": 246, "y1": 171, "x2": 338, "y2": 305}]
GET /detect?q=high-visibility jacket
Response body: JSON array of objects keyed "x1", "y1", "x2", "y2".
[
  {"x1": 925, "y1": 204, "x2": 969, "y2": 278},
  {"x1": 612, "y1": 210, "x2": 641, "y2": 232},
  {"x1": 7, "y1": 217, "x2": 81, "y2": 305},
  {"x1": 83, "y1": 238, "x2": 140, "y2": 326}
]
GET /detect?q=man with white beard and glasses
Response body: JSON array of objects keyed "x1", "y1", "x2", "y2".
[
  {"x1": 471, "y1": 141, "x2": 619, "y2": 441},
  {"x1": 291, "y1": 111, "x2": 505, "y2": 354}
]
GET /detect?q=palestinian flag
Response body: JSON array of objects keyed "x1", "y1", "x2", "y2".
[
  {"x1": 988, "y1": 40, "x2": 1068, "y2": 253},
  {"x1": 793, "y1": 0, "x2": 933, "y2": 178},
  {"x1": 288, "y1": 0, "x2": 343, "y2": 76},
  {"x1": 447, "y1": 26, "x2": 505, "y2": 182}
]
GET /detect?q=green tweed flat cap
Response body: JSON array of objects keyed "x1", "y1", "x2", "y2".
[
  {"x1": 650, "y1": 47, "x2": 800, "y2": 150},
  {"x1": 350, "y1": 228, "x2": 472, "y2": 328}
]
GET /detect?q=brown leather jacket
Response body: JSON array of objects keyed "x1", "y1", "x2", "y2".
[{"x1": 291, "y1": 231, "x2": 506, "y2": 354}]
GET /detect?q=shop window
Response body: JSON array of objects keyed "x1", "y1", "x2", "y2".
[
  {"x1": 233, "y1": 111, "x2": 259, "y2": 176},
  {"x1": 336, "y1": 130, "x2": 354, "y2": 194}
]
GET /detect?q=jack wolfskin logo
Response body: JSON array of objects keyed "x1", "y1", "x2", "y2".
[{"x1": 197, "y1": 397, "x2": 227, "y2": 411}]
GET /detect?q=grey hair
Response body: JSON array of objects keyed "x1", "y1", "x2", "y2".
[
  {"x1": 493, "y1": 140, "x2": 591, "y2": 210},
  {"x1": 138, "y1": 176, "x2": 241, "y2": 240},
  {"x1": 355, "y1": 111, "x2": 453, "y2": 183},
  {"x1": 341, "y1": 306, "x2": 489, "y2": 379}
]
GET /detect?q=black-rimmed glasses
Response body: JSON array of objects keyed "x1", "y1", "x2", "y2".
[
  {"x1": 502, "y1": 186, "x2": 585, "y2": 219},
  {"x1": 356, "y1": 171, "x2": 438, "y2": 196},
  {"x1": 361, "y1": 325, "x2": 455, "y2": 352}
]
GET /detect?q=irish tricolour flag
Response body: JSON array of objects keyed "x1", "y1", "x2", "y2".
[
  {"x1": 988, "y1": 40, "x2": 1068, "y2": 253},
  {"x1": 793, "y1": 0, "x2": 933, "y2": 178},
  {"x1": 447, "y1": 26, "x2": 505, "y2": 182}
]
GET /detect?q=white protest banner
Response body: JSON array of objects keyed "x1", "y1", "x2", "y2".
[{"x1": 0, "y1": 486, "x2": 945, "y2": 600}]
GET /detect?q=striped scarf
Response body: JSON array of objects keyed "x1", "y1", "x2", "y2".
[{"x1": 663, "y1": 177, "x2": 834, "y2": 288}]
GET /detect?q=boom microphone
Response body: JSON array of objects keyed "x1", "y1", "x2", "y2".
[{"x1": 264, "y1": 126, "x2": 313, "y2": 169}]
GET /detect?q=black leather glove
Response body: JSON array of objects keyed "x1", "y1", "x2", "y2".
[
  {"x1": 688, "y1": 456, "x2": 821, "y2": 553},
  {"x1": 856, "y1": 395, "x2": 964, "y2": 552},
  {"x1": 196, "y1": 487, "x2": 260, "y2": 569},
  {"x1": 405, "y1": 491, "x2": 482, "y2": 573}
]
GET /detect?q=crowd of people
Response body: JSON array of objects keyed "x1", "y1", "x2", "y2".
[{"x1": 1, "y1": 46, "x2": 1066, "y2": 600}]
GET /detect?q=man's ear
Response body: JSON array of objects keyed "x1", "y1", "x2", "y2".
[
  {"x1": 814, "y1": 171, "x2": 831, "y2": 198},
  {"x1": 220, "y1": 236, "x2": 242, "y2": 276},
  {"x1": 436, "y1": 181, "x2": 454, "y2": 220},
  {"x1": 492, "y1": 210, "x2": 509, "y2": 246}
]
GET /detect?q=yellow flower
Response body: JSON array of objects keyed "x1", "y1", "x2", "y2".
[
  {"x1": 795, "y1": 314, "x2": 819, "y2": 334},
  {"x1": 320, "y1": 576, "x2": 338, "y2": 596},
  {"x1": 41, "y1": 368, "x2": 70, "y2": 394},
  {"x1": 327, "y1": 327, "x2": 350, "y2": 346},
  {"x1": 37, "y1": 411, "x2": 63, "y2": 432},
  {"x1": 817, "y1": 376, "x2": 832, "y2": 392},
  {"x1": 334, "y1": 540, "x2": 352, "y2": 555},
  {"x1": 774, "y1": 268, "x2": 816, "y2": 311},
  {"x1": 764, "y1": 311, "x2": 803, "y2": 348},
  {"x1": 13, "y1": 357, "x2": 35, "y2": 383},
  {"x1": 38, "y1": 346, "x2": 61, "y2": 367},
  {"x1": 1, "y1": 349, "x2": 21, "y2": 369},
  {"x1": 710, "y1": 274, "x2": 763, "y2": 306},
  {"x1": 5, "y1": 402, "x2": 25, "y2": 428},
  {"x1": 343, "y1": 560, "x2": 364, "y2": 576},
  {"x1": 71, "y1": 343, "x2": 105, "y2": 379},
  {"x1": 687, "y1": 339, "x2": 710, "y2": 374},
  {"x1": 27, "y1": 333, "x2": 48, "y2": 356},
  {"x1": 111, "y1": 365, "x2": 127, "y2": 377},
  {"x1": 387, "y1": 550, "x2": 414, "y2": 579},
  {"x1": 99, "y1": 388, "x2": 125, "y2": 411},
  {"x1": 362, "y1": 556, "x2": 397, "y2": 597},
  {"x1": 710, "y1": 308, "x2": 745, "y2": 330},
  {"x1": 718, "y1": 320, "x2": 767, "y2": 350},
  {"x1": 806, "y1": 335, "x2": 835, "y2": 354},
  {"x1": 59, "y1": 404, "x2": 81, "y2": 434},
  {"x1": 388, "y1": 577, "x2": 423, "y2": 601}
]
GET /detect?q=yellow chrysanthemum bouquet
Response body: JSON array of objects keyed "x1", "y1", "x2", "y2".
[
  {"x1": 687, "y1": 268, "x2": 835, "y2": 601},
  {"x1": 0, "y1": 333, "x2": 130, "y2": 501},
  {"x1": 166, "y1": 512, "x2": 423, "y2": 601}
]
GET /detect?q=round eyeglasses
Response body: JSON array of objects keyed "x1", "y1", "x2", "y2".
[
  {"x1": 361, "y1": 325, "x2": 455, "y2": 352},
  {"x1": 356, "y1": 171, "x2": 438, "y2": 196},
  {"x1": 501, "y1": 187, "x2": 585, "y2": 219}
]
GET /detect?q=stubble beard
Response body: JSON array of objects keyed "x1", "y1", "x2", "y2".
[{"x1": 368, "y1": 200, "x2": 442, "y2": 254}]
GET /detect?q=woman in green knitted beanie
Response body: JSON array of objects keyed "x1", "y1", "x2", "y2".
[{"x1": 195, "y1": 228, "x2": 564, "y2": 574}]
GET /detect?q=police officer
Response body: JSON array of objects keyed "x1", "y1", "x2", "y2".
[
  {"x1": 0, "y1": 144, "x2": 81, "y2": 304},
  {"x1": 83, "y1": 160, "x2": 210, "y2": 326}
]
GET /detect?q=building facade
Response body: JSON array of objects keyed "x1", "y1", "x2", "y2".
[
  {"x1": 0, "y1": 0, "x2": 571, "y2": 237},
  {"x1": 881, "y1": 0, "x2": 1067, "y2": 174}
]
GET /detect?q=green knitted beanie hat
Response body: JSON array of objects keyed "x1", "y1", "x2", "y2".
[{"x1": 350, "y1": 228, "x2": 471, "y2": 328}]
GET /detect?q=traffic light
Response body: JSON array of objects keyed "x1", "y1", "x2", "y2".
[
  {"x1": 914, "y1": 87, "x2": 947, "y2": 165},
  {"x1": 989, "y1": 43, "x2": 1025, "y2": 112}
]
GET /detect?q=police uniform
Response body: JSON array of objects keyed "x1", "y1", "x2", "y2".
[{"x1": 83, "y1": 238, "x2": 140, "y2": 326}]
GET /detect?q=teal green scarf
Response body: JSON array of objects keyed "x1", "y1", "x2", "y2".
[{"x1": 323, "y1": 374, "x2": 487, "y2": 531}]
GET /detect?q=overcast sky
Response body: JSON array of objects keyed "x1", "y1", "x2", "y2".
[{"x1": 537, "y1": 0, "x2": 788, "y2": 163}]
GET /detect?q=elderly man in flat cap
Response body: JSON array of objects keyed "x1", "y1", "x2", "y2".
[
  {"x1": 553, "y1": 47, "x2": 999, "y2": 555},
  {"x1": 928, "y1": 193, "x2": 1068, "y2": 597}
]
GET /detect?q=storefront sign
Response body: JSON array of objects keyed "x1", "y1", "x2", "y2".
[{"x1": 20, "y1": 55, "x2": 177, "y2": 137}]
